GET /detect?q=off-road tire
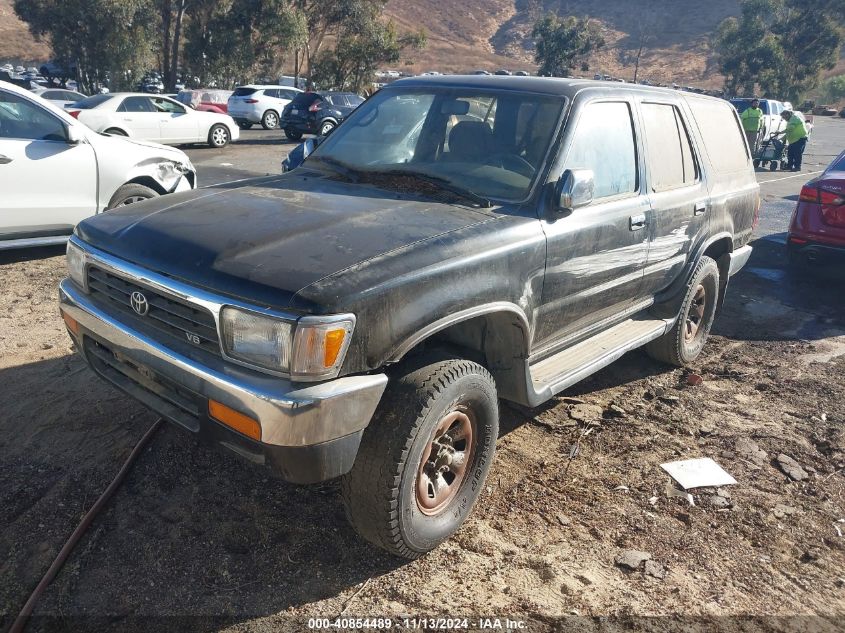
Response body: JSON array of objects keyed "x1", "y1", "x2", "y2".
[
  {"x1": 106, "y1": 183, "x2": 159, "y2": 209},
  {"x1": 208, "y1": 124, "x2": 230, "y2": 148},
  {"x1": 341, "y1": 357, "x2": 498, "y2": 559},
  {"x1": 284, "y1": 128, "x2": 303, "y2": 141},
  {"x1": 261, "y1": 110, "x2": 279, "y2": 130},
  {"x1": 646, "y1": 256, "x2": 719, "y2": 366}
]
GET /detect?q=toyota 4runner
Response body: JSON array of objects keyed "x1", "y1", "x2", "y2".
[{"x1": 59, "y1": 77, "x2": 758, "y2": 558}]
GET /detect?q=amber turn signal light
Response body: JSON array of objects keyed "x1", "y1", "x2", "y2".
[
  {"x1": 208, "y1": 400, "x2": 261, "y2": 441},
  {"x1": 61, "y1": 310, "x2": 80, "y2": 336}
]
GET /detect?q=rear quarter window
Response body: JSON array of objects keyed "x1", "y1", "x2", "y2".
[{"x1": 686, "y1": 97, "x2": 749, "y2": 173}]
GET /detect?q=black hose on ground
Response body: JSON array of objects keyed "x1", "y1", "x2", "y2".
[{"x1": 10, "y1": 417, "x2": 165, "y2": 633}]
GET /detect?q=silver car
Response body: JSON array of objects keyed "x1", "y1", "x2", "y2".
[
  {"x1": 0, "y1": 80, "x2": 197, "y2": 250},
  {"x1": 30, "y1": 87, "x2": 87, "y2": 109}
]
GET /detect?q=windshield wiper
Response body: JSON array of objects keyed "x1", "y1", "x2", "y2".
[
  {"x1": 309, "y1": 156, "x2": 360, "y2": 182},
  {"x1": 379, "y1": 169, "x2": 492, "y2": 208}
]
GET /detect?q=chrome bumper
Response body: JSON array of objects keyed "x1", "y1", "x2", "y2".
[{"x1": 59, "y1": 279, "x2": 387, "y2": 449}]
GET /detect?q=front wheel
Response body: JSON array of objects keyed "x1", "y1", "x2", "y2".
[
  {"x1": 237, "y1": 121, "x2": 253, "y2": 130},
  {"x1": 208, "y1": 124, "x2": 230, "y2": 148},
  {"x1": 646, "y1": 256, "x2": 719, "y2": 366},
  {"x1": 341, "y1": 357, "x2": 499, "y2": 559},
  {"x1": 318, "y1": 120, "x2": 336, "y2": 136},
  {"x1": 769, "y1": 161, "x2": 779, "y2": 171},
  {"x1": 106, "y1": 183, "x2": 159, "y2": 209}
]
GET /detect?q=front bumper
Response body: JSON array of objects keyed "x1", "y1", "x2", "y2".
[{"x1": 59, "y1": 279, "x2": 387, "y2": 483}]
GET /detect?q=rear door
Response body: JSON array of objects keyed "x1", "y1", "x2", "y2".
[
  {"x1": 0, "y1": 89, "x2": 96, "y2": 240},
  {"x1": 116, "y1": 96, "x2": 160, "y2": 139},
  {"x1": 638, "y1": 100, "x2": 710, "y2": 296},
  {"x1": 536, "y1": 98, "x2": 650, "y2": 349}
]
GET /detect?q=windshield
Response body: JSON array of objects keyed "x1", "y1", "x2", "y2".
[{"x1": 310, "y1": 88, "x2": 565, "y2": 201}]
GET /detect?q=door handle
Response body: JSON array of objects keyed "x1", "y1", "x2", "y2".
[
  {"x1": 629, "y1": 214, "x2": 646, "y2": 231},
  {"x1": 0, "y1": 154, "x2": 12, "y2": 165},
  {"x1": 694, "y1": 201, "x2": 707, "y2": 216}
]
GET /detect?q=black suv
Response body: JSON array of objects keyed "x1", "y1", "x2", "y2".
[
  {"x1": 60, "y1": 76, "x2": 759, "y2": 559},
  {"x1": 280, "y1": 91, "x2": 364, "y2": 140}
]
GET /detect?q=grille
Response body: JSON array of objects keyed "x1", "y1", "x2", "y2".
[
  {"x1": 85, "y1": 337, "x2": 201, "y2": 432},
  {"x1": 87, "y1": 266, "x2": 221, "y2": 357}
]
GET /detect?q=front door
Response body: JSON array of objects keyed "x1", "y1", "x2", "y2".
[
  {"x1": 536, "y1": 99, "x2": 650, "y2": 352},
  {"x1": 153, "y1": 97, "x2": 197, "y2": 143},
  {"x1": 116, "y1": 96, "x2": 161, "y2": 140},
  {"x1": 0, "y1": 89, "x2": 96, "y2": 240}
]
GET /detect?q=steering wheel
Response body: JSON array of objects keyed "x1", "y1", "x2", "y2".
[{"x1": 486, "y1": 153, "x2": 536, "y2": 178}]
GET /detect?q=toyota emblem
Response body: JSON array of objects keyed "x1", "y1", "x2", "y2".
[{"x1": 130, "y1": 291, "x2": 149, "y2": 316}]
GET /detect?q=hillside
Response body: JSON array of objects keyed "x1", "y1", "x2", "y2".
[{"x1": 2, "y1": 0, "x2": 842, "y2": 88}]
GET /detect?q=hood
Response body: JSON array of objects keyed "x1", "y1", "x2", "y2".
[
  {"x1": 88, "y1": 129, "x2": 190, "y2": 162},
  {"x1": 75, "y1": 174, "x2": 493, "y2": 311}
]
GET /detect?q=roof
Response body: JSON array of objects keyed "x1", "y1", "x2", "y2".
[
  {"x1": 235, "y1": 84, "x2": 304, "y2": 90},
  {"x1": 386, "y1": 74, "x2": 722, "y2": 103}
]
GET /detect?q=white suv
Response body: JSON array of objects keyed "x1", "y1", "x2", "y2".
[{"x1": 227, "y1": 85, "x2": 303, "y2": 130}]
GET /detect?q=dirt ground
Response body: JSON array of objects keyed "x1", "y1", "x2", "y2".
[{"x1": 1, "y1": 235, "x2": 844, "y2": 633}]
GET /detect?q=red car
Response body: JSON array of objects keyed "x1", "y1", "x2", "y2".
[
  {"x1": 175, "y1": 89, "x2": 232, "y2": 114},
  {"x1": 788, "y1": 150, "x2": 845, "y2": 266}
]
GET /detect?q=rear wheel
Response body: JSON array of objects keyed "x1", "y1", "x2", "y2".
[
  {"x1": 104, "y1": 128, "x2": 127, "y2": 136},
  {"x1": 261, "y1": 110, "x2": 279, "y2": 130},
  {"x1": 106, "y1": 183, "x2": 159, "y2": 209},
  {"x1": 341, "y1": 357, "x2": 498, "y2": 559},
  {"x1": 284, "y1": 128, "x2": 303, "y2": 141},
  {"x1": 237, "y1": 121, "x2": 253, "y2": 130},
  {"x1": 646, "y1": 256, "x2": 719, "y2": 366},
  {"x1": 208, "y1": 123, "x2": 230, "y2": 148},
  {"x1": 769, "y1": 161, "x2": 779, "y2": 171},
  {"x1": 753, "y1": 159, "x2": 761, "y2": 168}
]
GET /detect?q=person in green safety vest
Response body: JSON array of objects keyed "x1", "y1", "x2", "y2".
[
  {"x1": 780, "y1": 110, "x2": 809, "y2": 172},
  {"x1": 740, "y1": 99, "x2": 763, "y2": 154}
]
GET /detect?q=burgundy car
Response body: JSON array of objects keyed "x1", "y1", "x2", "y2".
[
  {"x1": 175, "y1": 89, "x2": 232, "y2": 114},
  {"x1": 788, "y1": 150, "x2": 845, "y2": 266}
]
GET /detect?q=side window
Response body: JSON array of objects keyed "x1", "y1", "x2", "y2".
[
  {"x1": 641, "y1": 103, "x2": 698, "y2": 192},
  {"x1": 264, "y1": 89, "x2": 278, "y2": 99},
  {"x1": 152, "y1": 98, "x2": 185, "y2": 114},
  {"x1": 564, "y1": 101, "x2": 638, "y2": 200},
  {"x1": 119, "y1": 97, "x2": 155, "y2": 113},
  {"x1": 0, "y1": 91, "x2": 66, "y2": 141},
  {"x1": 686, "y1": 97, "x2": 750, "y2": 171},
  {"x1": 42, "y1": 91, "x2": 59, "y2": 100}
]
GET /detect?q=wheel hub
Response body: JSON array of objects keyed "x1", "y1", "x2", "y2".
[
  {"x1": 416, "y1": 409, "x2": 475, "y2": 516},
  {"x1": 685, "y1": 284, "x2": 707, "y2": 342}
]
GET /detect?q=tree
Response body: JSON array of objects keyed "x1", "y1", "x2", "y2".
[
  {"x1": 716, "y1": 0, "x2": 843, "y2": 101},
  {"x1": 14, "y1": 0, "x2": 157, "y2": 93},
  {"x1": 531, "y1": 14, "x2": 604, "y2": 77},
  {"x1": 821, "y1": 75, "x2": 845, "y2": 102}
]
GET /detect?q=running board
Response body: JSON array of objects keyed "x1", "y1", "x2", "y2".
[{"x1": 528, "y1": 317, "x2": 672, "y2": 405}]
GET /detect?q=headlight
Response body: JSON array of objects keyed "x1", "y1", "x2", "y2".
[
  {"x1": 220, "y1": 308, "x2": 355, "y2": 380},
  {"x1": 221, "y1": 307, "x2": 293, "y2": 373},
  {"x1": 66, "y1": 241, "x2": 87, "y2": 290},
  {"x1": 290, "y1": 315, "x2": 356, "y2": 380}
]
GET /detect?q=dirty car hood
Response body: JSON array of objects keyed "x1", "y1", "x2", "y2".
[{"x1": 75, "y1": 175, "x2": 493, "y2": 310}]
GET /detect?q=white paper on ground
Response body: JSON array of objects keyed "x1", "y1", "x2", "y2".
[{"x1": 660, "y1": 457, "x2": 737, "y2": 490}]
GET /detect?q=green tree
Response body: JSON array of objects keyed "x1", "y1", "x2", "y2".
[
  {"x1": 14, "y1": 0, "x2": 157, "y2": 93},
  {"x1": 716, "y1": 0, "x2": 844, "y2": 101},
  {"x1": 531, "y1": 14, "x2": 604, "y2": 77},
  {"x1": 821, "y1": 75, "x2": 845, "y2": 102}
]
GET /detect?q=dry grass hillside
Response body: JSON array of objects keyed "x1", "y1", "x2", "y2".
[{"x1": 0, "y1": 0, "x2": 50, "y2": 65}]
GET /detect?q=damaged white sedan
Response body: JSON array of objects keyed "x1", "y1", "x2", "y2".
[{"x1": 0, "y1": 80, "x2": 197, "y2": 251}]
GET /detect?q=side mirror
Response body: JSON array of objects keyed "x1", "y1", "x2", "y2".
[
  {"x1": 282, "y1": 137, "x2": 317, "y2": 172},
  {"x1": 557, "y1": 169, "x2": 594, "y2": 212},
  {"x1": 66, "y1": 125, "x2": 85, "y2": 145}
]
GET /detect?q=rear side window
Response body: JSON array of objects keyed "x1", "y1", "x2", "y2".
[
  {"x1": 641, "y1": 103, "x2": 698, "y2": 192},
  {"x1": 233, "y1": 87, "x2": 258, "y2": 97},
  {"x1": 119, "y1": 96, "x2": 156, "y2": 113},
  {"x1": 564, "y1": 101, "x2": 638, "y2": 200},
  {"x1": 72, "y1": 94, "x2": 113, "y2": 109},
  {"x1": 686, "y1": 97, "x2": 750, "y2": 173},
  {"x1": 291, "y1": 93, "x2": 320, "y2": 107}
]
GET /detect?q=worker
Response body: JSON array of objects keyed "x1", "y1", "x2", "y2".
[
  {"x1": 740, "y1": 99, "x2": 763, "y2": 154},
  {"x1": 781, "y1": 110, "x2": 808, "y2": 172}
]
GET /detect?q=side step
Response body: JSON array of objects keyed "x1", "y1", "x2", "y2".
[{"x1": 528, "y1": 317, "x2": 672, "y2": 404}]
